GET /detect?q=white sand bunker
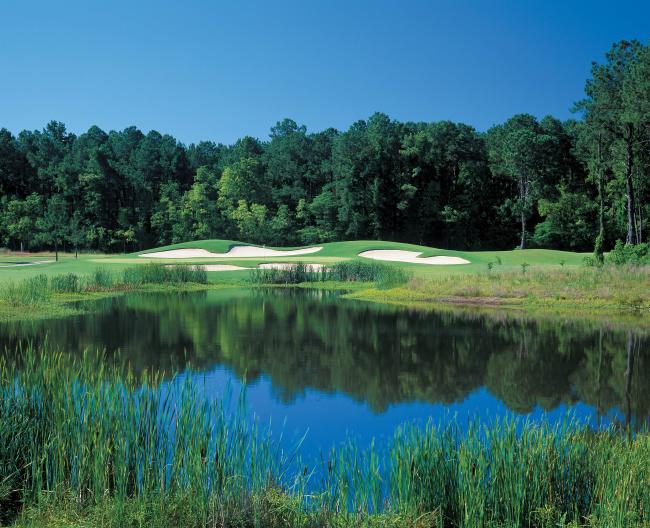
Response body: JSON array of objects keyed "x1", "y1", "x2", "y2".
[
  {"x1": 140, "y1": 246, "x2": 323, "y2": 259},
  {"x1": 0, "y1": 260, "x2": 55, "y2": 268},
  {"x1": 359, "y1": 250, "x2": 469, "y2": 265},
  {"x1": 259, "y1": 263, "x2": 324, "y2": 272},
  {"x1": 165, "y1": 264, "x2": 250, "y2": 271},
  {"x1": 198, "y1": 265, "x2": 250, "y2": 272}
]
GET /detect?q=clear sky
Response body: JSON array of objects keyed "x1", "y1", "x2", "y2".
[{"x1": 1, "y1": 0, "x2": 649, "y2": 145}]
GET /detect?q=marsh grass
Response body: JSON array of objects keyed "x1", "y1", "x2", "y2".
[
  {"x1": 250, "y1": 261, "x2": 411, "y2": 289},
  {"x1": 1, "y1": 275, "x2": 51, "y2": 307},
  {"x1": 0, "y1": 264, "x2": 208, "y2": 308},
  {"x1": 400, "y1": 265, "x2": 650, "y2": 310},
  {"x1": 2, "y1": 345, "x2": 650, "y2": 527}
]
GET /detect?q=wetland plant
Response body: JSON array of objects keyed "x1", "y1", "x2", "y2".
[{"x1": 1, "y1": 344, "x2": 649, "y2": 527}]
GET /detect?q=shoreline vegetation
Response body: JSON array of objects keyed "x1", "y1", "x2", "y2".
[
  {"x1": 347, "y1": 265, "x2": 650, "y2": 324},
  {"x1": 1, "y1": 347, "x2": 649, "y2": 528},
  {"x1": 1, "y1": 257, "x2": 648, "y2": 328}
]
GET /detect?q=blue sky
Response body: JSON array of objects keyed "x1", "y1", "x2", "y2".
[{"x1": 1, "y1": 0, "x2": 649, "y2": 144}]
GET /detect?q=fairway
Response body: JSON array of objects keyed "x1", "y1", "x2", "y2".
[{"x1": 0, "y1": 239, "x2": 591, "y2": 285}]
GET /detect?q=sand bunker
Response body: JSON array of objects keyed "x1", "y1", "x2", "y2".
[
  {"x1": 0, "y1": 260, "x2": 55, "y2": 268},
  {"x1": 259, "y1": 263, "x2": 325, "y2": 272},
  {"x1": 199, "y1": 265, "x2": 250, "y2": 272},
  {"x1": 359, "y1": 250, "x2": 469, "y2": 265},
  {"x1": 166, "y1": 264, "x2": 250, "y2": 271},
  {"x1": 140, "y1": 246, "x2": 323, "y2": 259}
]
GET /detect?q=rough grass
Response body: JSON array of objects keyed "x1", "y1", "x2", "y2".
[
  {"x1": 350, "y1": 265, "x2": 650, "y2": 319},
  {"x1": 2, "y1": 345, "x2": 650, "y2": 528}
]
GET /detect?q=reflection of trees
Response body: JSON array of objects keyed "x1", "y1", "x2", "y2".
[{"x1": 1, "y1": 289, "x2": 649, "y2": 423}]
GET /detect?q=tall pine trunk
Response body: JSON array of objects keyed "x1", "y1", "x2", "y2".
[
  {"x1": 594, "y1": 135, "x2": 605, "y2": 262},
  {"x1": 624, "y1": 126, "x2": 638, "y2": 244},
  {"x1": 519, "y1": 175, "x2": 528, "y2": 250}
]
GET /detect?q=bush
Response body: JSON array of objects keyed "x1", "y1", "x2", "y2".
[
  {"x1": 608, "y1": 240, "x2": 650, "y2": 266},
  {"x1": 582, "y1": 255, "x2": 597, "y2": 267}
]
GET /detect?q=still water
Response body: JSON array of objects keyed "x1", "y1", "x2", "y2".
[{"x1": 1, "y1": 288, "x2": 648, "y2": 454}]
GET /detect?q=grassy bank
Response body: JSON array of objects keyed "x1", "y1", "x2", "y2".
[
  {"x1": 1, "y1": 346, "x2": 649, "y2": 528},
  {"x1": 0, "y1": 264, "x2": 212, "y2": 322},
  {"x1": 346, "y1": 264, "x2": 650, "y2": 324},
  {"x1": 3, "y1": 261, "x2": 649, "y2": 327},
  {"x1": 1, "y1": 240, "x2": 649, "y2": 325}
]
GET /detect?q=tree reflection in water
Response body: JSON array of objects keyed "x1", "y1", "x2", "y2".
[{"x1": 1, "y1": 288, "x2": 648, "y2": 428}]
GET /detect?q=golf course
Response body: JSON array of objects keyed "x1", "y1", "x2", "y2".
[
  {"x1": 2, "y1": 2, "x2": 650, "y2": 525},
  {"x1": 2, "y1": 239, "x2": 648, "y2": 326}
]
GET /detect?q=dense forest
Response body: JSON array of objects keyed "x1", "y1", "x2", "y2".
[{"x1": 1, "y1": 40, "x2": 649, "y2": 255}]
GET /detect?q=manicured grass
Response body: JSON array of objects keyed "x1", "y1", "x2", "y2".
[
  {"x1": 0, "y1": 240, "x2": 591, "y2": 286},
  {"x1": 0, "y1": 239, "x2": 645, "y2": 325},
  {"x1": 2, "y1": 346, "x2": 649, "y2": 528},
  {"x1": 127, "y1": 239, "x2": 590, "y2": 278}
]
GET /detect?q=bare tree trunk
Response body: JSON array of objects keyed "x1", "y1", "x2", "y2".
[
  {"x1": 624, "y1": 127, "x2": 638, "y2": 244},
  {"x1": 55, "y1": 241, "x2": 59, "y2": 262},
  {"x1": 520, "y1": 210, "x2": 526, "y2": 250},
  {"x1": 20, "y1": 241, "x2": 24, "y2": 253}
]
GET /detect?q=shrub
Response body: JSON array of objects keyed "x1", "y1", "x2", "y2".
[
  {"x1": 582, "y1": 255, "x2": 597, "y2": 267},
  {"x1": 608, "y1": 240, "x2": 650, "y2": 266}
]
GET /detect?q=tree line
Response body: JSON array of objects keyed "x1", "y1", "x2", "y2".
[{"x1": 1, "y1": 40, "x2": 649, "y2": 256}]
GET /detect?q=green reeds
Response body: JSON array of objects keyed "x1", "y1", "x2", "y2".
[
  {"x1": 0, "y1": 274, "x2": 51, "y2": 307},
  {"x1": 2, "y1": 345, "x2": 650, "y2": 527},
  {"x1": 0, "y1": 264, "x2": 208, "y2": 308},
  {"x1": 49, "y1": 272, "x2": 80, "y2": 293},
  {"x1": 249, "y1": 261, "x2": 411, "y2": 288},
  {"x1": 121, "y1": 262, "x2": 208, "y2": 286}
]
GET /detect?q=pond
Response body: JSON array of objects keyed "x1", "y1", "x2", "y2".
[{"x1": 1, "y1": 288, "x2": 648, "y2": 456}]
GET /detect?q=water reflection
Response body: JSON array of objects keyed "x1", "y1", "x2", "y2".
[{"x1": 1, "y1": 288, "x2": 648, "y2": 431}]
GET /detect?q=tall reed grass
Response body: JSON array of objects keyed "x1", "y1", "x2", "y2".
[
  {"x1": 0, "y1": 264, "x2": 208, "y2": 307},
  {"x1": 250, "y1": 261, "x2": 411, "y2": 289},
  {"x1": 1, "y1": 345, "x2": 649, "y2": 527}
]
